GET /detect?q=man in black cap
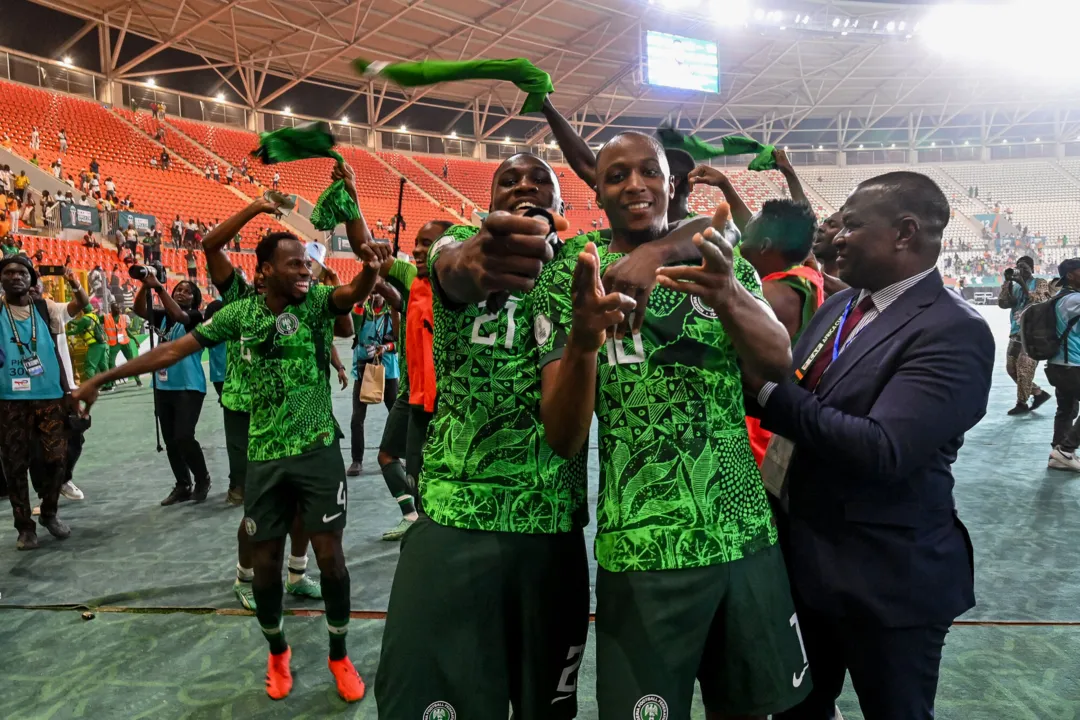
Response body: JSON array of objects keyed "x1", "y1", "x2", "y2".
[
  {"x1": 1043, "y1": 258, "x2": 1080, "y2": 472},
  {"x1": 0, "y1": 255, "x2": 81, "y2": 549}
]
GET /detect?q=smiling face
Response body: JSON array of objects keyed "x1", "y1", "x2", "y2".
[
  {"x1": 834, "y1": 187, "x2": 904, "y2": 289},
  {"x1": 261, "y1": 238, "x2": 312, "y2": 302},
  {"x1": 489, "y1": 154, "x2": 561, "y2": 216},
  {"x1": 595, "y1": 133, "x2": 673, "y2": 243},
  {"x1": 413, "y1": 221, "x2": 448, "y2": 279},
  {"x1": 813, "y1": 211, "x2": 843, "y2": 262}
]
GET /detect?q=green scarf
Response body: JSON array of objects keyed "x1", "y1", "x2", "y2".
[
  {"x1": 353, "y1": 58, "x2": 553, "y2": 114},
  {"x1": 656, "y1": 126, "x2": 777, "y2": 171},
  {"x1": 253, "y1": 122, "x2": 359, "y2": 231}
]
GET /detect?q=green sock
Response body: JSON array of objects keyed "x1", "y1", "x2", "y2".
[{"x1": 322, "y1": 570, "x2": 350, "y2": 660}]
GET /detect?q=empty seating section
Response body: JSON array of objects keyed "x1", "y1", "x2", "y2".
[{"x1": 376, "y1": 152, "x2": 463, "y2": 212}]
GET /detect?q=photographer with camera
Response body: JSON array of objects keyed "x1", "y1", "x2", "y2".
[
  {"x1": 998, "y1": 255, "x2": 1052, "y2": 415},
  {"x1": 131, "y1": 264, "x2": 211, "y2": 505}
]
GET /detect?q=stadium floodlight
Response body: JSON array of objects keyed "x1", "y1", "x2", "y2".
[
  {"x1": 843, "y1": 18, "x2": 850, "y2": 27},
  {"x1": 449, "y1": 131, "x2": 457, "y2": 139},
  {"x1": 858, "y1": 144, "x2": 864, "y2": 149},
  {"x1": 872, "y1": 20, "x2": 878, "y2": 29},
  {"x1": 832, "y1": 17, "x2": 840, "y2": 27},
  {"x1": 802, "y1": 14, "x2": 809, "y2": 24},
  {"x1": 341, "y1": 115, "x2": 349, "y2": 124},
  {"x1": 504, "y1": 136, "x2": 512, "y2": 143},
  {"x1": 931, "y1": 142, "x2": 936, "y2": 147},
  {"x1": 1036, "y1": 137, "x2": 1041, "y2": 142},
  {"x1": 886, "y1": 21, "x2": 895, "y2": 31},
  {"x1": 711, "y1": 0, "x2": 749, "y2": 26},
  {"x1": 62, "y1": 56, "x2": 72, "y2": 67},
  {"x1": 964, "y1": 140, "x2": 970, "y2": 145},
  {"x1": 841, "y1": 31, "x2": 848, "y2": 35},
  {"x1": 818, "y1": 145, "x2": 824, "y2": 150},
  {"x1": 283, "y1": 106, "x2": 292, "y2": 115},
  {"x1": 795, "y1": 14, "x2": 801, "y2": 22},
  {"x1": 147, "y1": 78, "x2": 156, "y2": 86},
  {"x1": 754, "y1": 8, "x2": 765, "y2": 20},
  {"x1": 216, "y1": 92, "x2": 225, "y2": 102},
  {"x1": 399, "y1": 125, "x2": 407, "y2": 133},
  {"x1": 853, "y1": 20, "x2": 858, "y2": 28},
  {"x1": 783, "y1": 146, "x2": 789, "y2": 151},
  {"x1": 890, "y1": 143, "x2": 896, "y2": 148},
  {"x1": 898, "y1": 21, "x2": 906, "y2": 31},
  {"x1": 1003, "y1": 139, "x2": 1008, "y2": 144}
]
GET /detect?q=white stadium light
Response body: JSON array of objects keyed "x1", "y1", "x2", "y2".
[
  {"x1": 964, "y1": 140, "x2": 970, "y2": 145},
  {"x1": 283, "y1": 106, "x2": 291, "y2": 115},
  {"x1": 853, "y1": 19, "x2": 859, "y2": 28},
  {"x1": 795, "y1": 14, "x2": 801, "y2": 22},
  {"x1": 931, "y1": 142, "x2": 936, "y2": 147},
  {"x1": 841, "y1": 31, "x2": 848, "y2": 36},
  {"x1": 803, "y1": 15, "x2": 810, "y2": 24},
  {"x1": 449, "y1": 131, "x2": 458, "y2": 139},
  {"x1": 858, "y1": 144, "x2": 864, "y2": 149},
  {"x1": 712, "y1": 0, "x2": 749, "y2": 26},
  {"x1": 147, "y1": 78, "x2": 156, "y2": 87},
  {"x1": 505, "y1": 136, "x2": 511, "y2": 143},
  {"x1": 341, "y1": 115, "x2": 349, "y2": 124},
  {"x1": 216, "y1": 92, "x2": 226, "y2": 102},
  {"x1": 832, "y1": 17, "x2": 840, "y2": 27},
  {"x1": 818, "y1": 145, "x2": 824, "y2": 150},
  {"x1": 1003, "y1": 139, "x2": 1008, "y2": 144},
  {"x1": 755, "y1": 8, "x2": 765, "y2": 20},
  {"x1": 1036, "y1": 137, "x2": 1041, "y2": 142},
  {"x1": 399, "y1": 125, "x2": 407, "y2": 133},
  {"x1": 872, "y1": 20, "x2": 879, "y2": 29},
  {"x1": 886, "y1": 21, "x2": 895, "y2": 32},
  {"x1": 898, "y1": 21, "x2": 906, "y2": 31},
  {"x1": 62, "y1": 56, "x2": 73, "y2": 67},
  {"x1": 843, "y1": 18, "x2": 850, "y2": 27},
  {"x1": 890, "y1": 143, "x2": 896, "y2": 148}
]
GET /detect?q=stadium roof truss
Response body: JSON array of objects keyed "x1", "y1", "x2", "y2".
[{"x1": 26, "y1": 0, "x2": 1080, "y2": 148}]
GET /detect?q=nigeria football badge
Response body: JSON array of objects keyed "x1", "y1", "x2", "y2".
[
  {"x1": 423, "y1": 701, "x2": 456, "y2": 720},
  {"x1": 243, "y1": 517, "x2": 257, "y2": 536},
  {"x1": 634, "y1": 695, "x2": 669, "y2": 720},
  {"x1": 275, "y1": 312, "x2": 299, "y2": 336},
  {"x1": 691, "y1": 294, "x2": 718, "y2": 319}
]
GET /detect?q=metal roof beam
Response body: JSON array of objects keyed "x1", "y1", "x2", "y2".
[
  {"x1": 54, "y1": 18, "x2": 98, "y2": 58},
  {"x1": 113, "y1": 0, "x2": 243, "y2": 76}
]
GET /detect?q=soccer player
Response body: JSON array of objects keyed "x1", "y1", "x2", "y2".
[
  {"x1": 200, "y1": 198, "x2": 325, "y2": 610},
  {"x1": 74, "y1": 235, "x2": 391, "y2": 703},
  {"x1": 375, "y1": 153, "x2": 634, "y2": 718},
  {"x1": 537, "y1": 132, "x2": 809, "y2": 719}
]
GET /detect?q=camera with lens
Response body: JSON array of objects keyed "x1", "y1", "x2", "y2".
[{"x1": 129, "y1": 262, "x2": 167, "y2": 283}]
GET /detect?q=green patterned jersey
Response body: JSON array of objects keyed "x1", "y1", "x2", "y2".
[
  {"x1": 385, "y1": 259, "x2": 416, "y2": 396},
  {"x1": 216, "y1": 271, "x2": 258, "y2": 413},
  {"x1": 421, "y1": 224, "x2": 587, "y2": 534},
  {"x1": 194, "y1": 284, "x2": 345, "y2": 462},
  {"x1": 538, "y1": 232, "x2": 776, "y2": 571}
]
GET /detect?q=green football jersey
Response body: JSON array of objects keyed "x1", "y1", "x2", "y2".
[
  {"x1": 216, "y1": 271, "x2": 258, "y2": 413},
  {"x1": 538, "y1": 232, "x2": 776, "y2": 572},
  {"x1": 421, "y1": 224, "x2": 587, "y2": 534},
  {"x1": 385, "y1": 259, "x2": 416, "y2": 397},
  {"x1": 194, "y1": 284, "x2": 345, "y2": 462}
]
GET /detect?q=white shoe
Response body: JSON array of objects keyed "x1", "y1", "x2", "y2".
[
  {"x1": 1049, "y1": 447, "x2": 1080, "y2": 472},
  {"x1": 60, "y1": 481, "x2": 85, "y2": 500}
]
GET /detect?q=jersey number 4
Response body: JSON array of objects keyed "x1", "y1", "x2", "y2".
[{"x1": 471, "y1": 301, "x2": 518, "y2": 349}]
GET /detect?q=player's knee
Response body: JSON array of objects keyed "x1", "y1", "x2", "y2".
[{"x1": 377, "y1": 450, "x2": 396, "y2": 467}]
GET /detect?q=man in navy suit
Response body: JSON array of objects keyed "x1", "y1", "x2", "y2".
[{"x1": 749, "y1": 171, "x2": 995, "y2": 720}]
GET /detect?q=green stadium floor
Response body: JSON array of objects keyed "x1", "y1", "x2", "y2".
[{"x1": 2, "y1": 306, "x2": 1080, "y2": 718}]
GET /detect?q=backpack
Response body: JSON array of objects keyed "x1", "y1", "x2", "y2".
[{"x1": 1020, "y1": 290, "x2": 1080, "y2": 361}]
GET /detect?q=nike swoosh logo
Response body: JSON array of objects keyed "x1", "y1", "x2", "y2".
[
  {"x1": 793, "y1": 664, "x2": 808, "y2": 688},
  {"x1": 550, "y1": 696, "x2": 572, "y2": 704},
  {"x1": 322, "y1": 512, "x2": 343, "y2": 523}
]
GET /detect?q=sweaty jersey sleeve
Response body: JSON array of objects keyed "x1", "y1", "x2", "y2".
[{"x1": 192, "y1": 300, "x2": 244, "y2": 347}]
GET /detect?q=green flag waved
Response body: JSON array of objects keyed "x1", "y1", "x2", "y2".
[
  {"x1": 353, "y1": 58, "x2": 553, "y2": 114},
  {"x1": 656, "y1": 126, "x2": 777, "y2": 171},
  {"x1": 252, "y1": 121, "x2": 359, "y2": 231}
]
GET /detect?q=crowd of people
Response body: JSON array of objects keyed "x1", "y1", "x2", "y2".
[{"x1": 13, "y1": 96, "x2": 1070, "y2": 719}]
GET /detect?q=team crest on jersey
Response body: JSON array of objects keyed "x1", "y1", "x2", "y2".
[
  {"x1": 422, "y1": 701, "x2": 456, "y2": 720},
  {"x1": 690, "y1": 295, "x2": 717, "y2": 320},
  {"x1": 634, "y1": 695, "x2": 668, "y2": 720},
  {"x1": 275, "y1": 312, "x2": 299, "y2": 336},
  {"x1": 243, "y1": 517, "x2": 257, "y2": 536},
  {"x1": 534, "y1": 313, "x2": 553, "y2": 345}
]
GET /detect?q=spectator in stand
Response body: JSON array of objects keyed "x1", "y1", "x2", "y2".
[
  {"x1": 232, "y1": 233, "x2": 242, "y2": 251},
  {"x1": 51, "y1": 159, "x2": 62, "y2": 179},
  {"x1": 13, "y1": 171, "x2": 29, "y2": 204},
  {"x1": 184, "y1": 219, "x2": 197, "y2": 247},
  {"x1": 124, "y1": 223, "x2": 139, "y2": 258},
  {"x1": 104, "y1": 177, "x2": 116, "y2": 200},
  {"x1": 58, "y1": 129, "x2": 68, "y2": 154},
  {"x1": 213, "y1": 165, "x2": 220, "y2": 182},
  {"x1": 185, "y1": 248, "x2": 198, "y2": 281},
  {"x1": 30, "y1": 154, "x2": 39, "y2": 167},
  {"x1": 89, "y1": 158, "x2": 99, "y2": 175},
  {"x1": 1, "y1": 133, "x2": 12, "y2": 150},
  {"x1": 441, "y1": 161, "x2": 448, "y2": 179},
  {"x1": 226, "y1": 166, "x2": 234, "y2": 184},
  {"x1": 124, "y1": 194, "x2": 133, "y2": 209},
  {"x1": 32, "y1": 248, "x2": 45, "y2": 265},
  {"x1": 149, "y1": 156, "x2": 158, "y2": 170},
  {"x1": 82, "y1": 232, "x2": 100, "y2": 249},
  {"x1": 271, "y1": 171, "x2": 280, "y2": 189},
  {"x1": 160, "y1": 149, "x2": 170, "y2": 171},
  {"x1": 29, "y1": 126, "x2": 40, "y2": 150},
  {"x1": 204, "y1": 164, "x2": 212, "y2": 180},
  {"x1": 155, "y1": 126, "x2": 166, "y2": 142},
  {"x1": 90, "y1": 174, "x2": 100, "y2": 195},
  {"x1": 172, "y1": 215, "x2": 183, "y2": 248},
  {"x1": 0, "y1": 234, "x2": 16, "y2": 257},
  {"x1": 64, "y1": 254, "x2": 72, "y2": 268},
  {"x1": 7, "y1": 193, "x2": 20, "y2": 233},
  {"x1": 145, "y1": 226, "x2": 162, "y2": 264}
]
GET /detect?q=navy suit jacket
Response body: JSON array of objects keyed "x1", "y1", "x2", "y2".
[{"x1": 757, "y1": 270, "x2": 994, "y2": 628}]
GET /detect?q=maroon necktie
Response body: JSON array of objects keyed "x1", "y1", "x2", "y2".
[{"x1": 801, "y1": 294, "x2": 875, "y2": 392}]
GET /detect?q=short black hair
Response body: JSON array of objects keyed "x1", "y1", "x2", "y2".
[
  {"x1": 755, "y1": 199, "x2": 818, "y2": 264},
  {"x1": 426, "y1": 219, "x2": 453, "y2": 235},
  {"x1": 1019, "y1": 255, "x2": 1035, "y2": 268},
  {"x1": 856, "y1": 171, "x2": 950, "y2": 240},
  {"x1": 255, "y1": 231, "x2": 300, "y2": 267},
  {"x1": 596, "y1": 131, "x2": 669, "y2": 175}
]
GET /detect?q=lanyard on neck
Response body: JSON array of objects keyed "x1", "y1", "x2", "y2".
[
  {"x1": 792, "y1": 298, "x2": 854, "y2": 382},
  {"x1": 2, "y1": 299, "x2": 37, "y2": 355}
]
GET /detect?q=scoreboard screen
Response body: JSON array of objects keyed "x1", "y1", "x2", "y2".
[{"x1": 645, "y1": 30, "x2": 719, "y2": 94}]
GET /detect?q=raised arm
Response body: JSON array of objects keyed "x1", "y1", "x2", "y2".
[
  {"x1": 772, "y1": 149, "x2": 808, "y2": 206},
  {"x1": 147, "y1": 275, "x2": 192, "y2": 326},
  {"x1": 431, "y1": 212, "x2": 552, "y2": 306},
  {"x1": 132, "y1": 279, "x2": 153, "y2": 322},
  {"x1": 334, "y1": 161, "x2": 375, "y2": 256},
  {"x1": 330, "y1": 242, "x2": 394, "y2": 311},
  {"x1": 688, "y1": 165, "x2": 753, "y2": 232},
  {"x1": 62, "y1": 267, "x2": 90, "y2": 317},
  {"x1": 540, "y1": 97, "x2": 596, "y2": 189},
  {"x1": 203, "y1": 198, "x2": 277, "y2": 287},
  {"x1": 73, "y1": 333, "x2": 204, "y2": 411},
  {"x1": 541, "y1": 243, "x2": 636, "y2": 458}
]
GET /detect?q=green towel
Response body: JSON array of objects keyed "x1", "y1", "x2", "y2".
[
  {"x1": 656, "y1": 126, "x2": 777, "y2": 171},
  {"x1": 353, "y1": 58, "x2": 553, "y2": 114},
  {"x1": 253, "y1": 122, "x2": 357, "y2": 231}
]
